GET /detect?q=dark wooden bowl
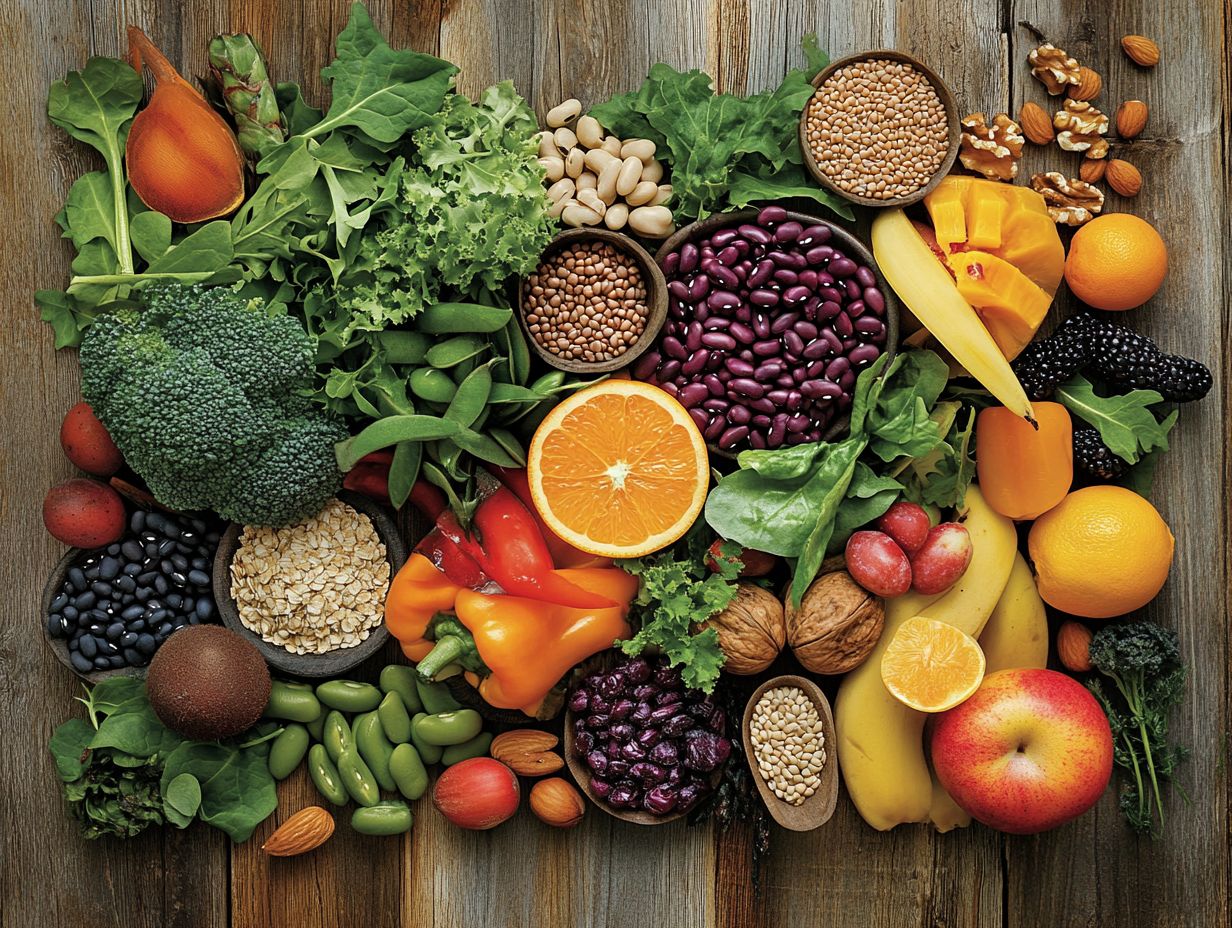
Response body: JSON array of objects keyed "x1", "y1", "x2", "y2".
[
  {"x1": 517, "y1": 227, "x2": 668, "y2": 374},
  {"x1": 741, "y1": 674, "x2": 839, "y2": 831},
  {"x1": 797, "y1": 49, "x2": 961, "y2": 210},
  {"x1": 212, "y1": 491, "x2": 405, "y2": 679},
  {"x1": 41, "y1": 547, "x2": 147, "y2": 684},
  {"x1": 651, "y1": 208, "x2": 899, "y2": 456}
]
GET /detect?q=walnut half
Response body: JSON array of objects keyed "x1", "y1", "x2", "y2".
[
  {"x1": 1031, "y1": 171, "x2": 1106, "y2": 226},
  {"x1": 959, "y1": 113, "x2": 1025, "y2": 181},
  {"x1": 1028, "y1": 43, "x2": 1082, "y2": 95},
  {"x1": 1053, "y1": 99, "x2": 1109, "y2": 153}
]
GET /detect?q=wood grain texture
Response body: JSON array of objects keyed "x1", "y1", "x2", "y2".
[{"x1": 1, "y1": 1, "x2": 1226, "y2": 927}]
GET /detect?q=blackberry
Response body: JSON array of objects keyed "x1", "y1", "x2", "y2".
[
  {"x1": 1011, "y1": 313, "x2": 1094, "y2": 399},
  {"x1": 1086, "y1": 317, "x2": 1213, "y2": 402},
  {"x1": 1073, "y1": 428, "x2": 1129, "y2": 481}
]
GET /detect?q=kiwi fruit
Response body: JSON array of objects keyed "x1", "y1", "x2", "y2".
[{"x1": 146, "y1": 625, "x2": 271, "y2": 740}]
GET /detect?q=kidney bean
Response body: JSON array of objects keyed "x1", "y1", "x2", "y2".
[
  {"x1": 773, "y1": 375, "x2": 792, "y2": 391},
  {"x1": 751, "y1": 414, "x2": 772, "y2": 429},
  {"x1": 802, "y1": 297, "x2": 821, "y2": 321},
  {"x1": 801, "y1": 337, "x2": 830, "y2": 361},
  {"x1": 669, "y1": 301, "x2": 687, "y2": 320},
  {"x1": 703, "y1": 417, "x2": 726, "y2": 442},
  {"x1": 784, "y1": 285, "x2": 813, "y2": 306},
  {"x1": 818, "y1": 285, "x2": 842, "y2": 306},
  {"x1": 850, "y1": 343, "x2": 882, "y2": 366},
  {"x1": 659, "y1": 359, "x2": 681, "y2": 381},
  {"x1": 752, "y1": 313, "x2": 772, "y2": 339},
  {"x1": 684, "y1": 322, "x2": 703, "y2": 352},
  {"x1": 789, "y1": 431, "x2": 812, "y2": 445},
  {"x1": 746, "y1": 289, "x2": 777, "y2": 309},
  {"x1": 663, "y1": 335, "x2": 687, "y2": 360},
  {"x1": 845, "y1": 279, "x2": 863, "y2": 300},
  {"x1": 843, "y1": 337, "x2": 859, "y2": 352},
  {"x1": 707, "y1": 289, "x2": 741, "y2": 312},
  {"x1": 694, "y1": 302, "x2": 710, "y2": 323},
  {"x1": 679, "y1": 243, "x2": 699, "y2": 274},
  {"x1": 845, "y1": 299, "x2": 865, "y2": 319},
  {"x1": 703, "y1": 373, "x2": 725, "y2": 396},
  {"x1": 701, "y1": 316, "x2": 729, "y2": 332},
  {"x1": 855, "y1": 265, "x2": 877, "y2": 288},
  {"x1": 711, "y1": 228, "x2": 739, "y2": 248},
  {"x1": 715, "y1": 245, "x2": 739, "y2": 267},
  {"x1": 735, "y1": 241, "x2": 752, "y2": 257},
  {"x1": 793, "y1": 367, "x2": 808, "y2": 384},
  {"x1": 773, "y1": 268, "x2": 799, "y2": 286},
  {"x1": 725, "y1": 357, "x2": 755, "y2": 377},
  {"x1": 855, "y1": 317, "x2": 885, "y2": 337},
  {"x1": 826, "y1": 357, "x2": 851, "y2": 380},
  {"x1": 678, "y1": 382, "x2": 710, "y2": 408},
  {"x1": 769, "y1": 312, "x2": 799, "y2": 335},
  {"x1": 739, "y1": 223, "x2": 771, "y2": 244},
  {"x1": 662, "y1": 251, "x2": 680, "y2": 276},
  {"x1": 749, "y1": 397, "x2": 776, "y2": 415},
  {"x1": 734, "y1": 305, "x2": 752, "y2": 323},
  {"x1": 838, "y1": 393, "x2": 853, "y2": 412},
  {"x1": 668, "y1": 280, "x2": 689, "y2": 301},
  {"x1": 802, "y1": 378, "x2": 843, "y2": 400},
  {"x1": 765, "y1": 414, "x2": 787, "y2": 445},
  {"x1": 794, "y1": 320, "x2": 819, "y2": 341},
  {"x1": 758, "y1": 205, "x2": 788, "y2": 225},
  {"x1": 839, "y1": 370, "x2": 856, "y2": 392},
  {"x1": 686, "y1": 275, "x2": 710, "y2": 302},
  {"x1": 659, "y1": 380, "x2": 679, "y2": 398},
  {"x1": 821, "y1": 328, "x2": 844, "y2": 355},
  {"x1": 687, "y1": 407, "x2": 708, "y2": 431},
  {"x1": 766, "y1": 388, "x2": 790, "y2": 406},
  {"x1": 798, "y1": 269, "x2": 819, "y2": 290},
  {"x1": 835, "y1": 312, "x2": 854, "y2": 337},
  {"x1": 728, "y1": 404, "x2": 752, "y2": 425},
  {"x1": 729, "y1": 378, "x2": 765, "y2": 398},
  {"x1": 754, "y1": 359, "x2": 785, "y2": 380},
  {"x1": 830, "y1": 256, "x2": 857, "y2": 277},
  {"x1": 773, "y1": 220, "x2": 803, "y2": 242},
  {"x1": 701, "y1": 330, "x2": 737, "y2": 351},
  {"x1": 719, "y1": 425, "x2": 750, "y2": 449},
  {"x1": 682, "y1": 350, "x2": 710, "y2": 376},
  {"x1": 769, "y1": 250, "x2": 802, "y2": 269},
  {"x1": 702, "y1": 398, "x2": 727, "y2": 413},
  {"x1": 783, "y1": 331, "x2": 805, "y2": 356},
  {"x1": 806, "y1": 244, "x2": 834, "y2": 265},
  {"x1": 700, "y1": 245, "x2": 716, "y2": 261},
  {"x1": 706, "y1": 262, "x2": 740, "y2": 290},
  {"x1": 717, "y1": 368, "x2": 733, "y2": 382},
  {"x1": 864, "y1": 287, "x2": 886, "y2": 315},
  {"x1": 785, "y1": 390, "x2": 803, "y2": 411},
  {"x1": 751, "y1": 339, "x2": 779, "y2": 358},
  {"x1": 748, "y1": 431, "x2": 767, "y2": 449},
  {"x1": 797, "y1": 224, "x2": 832, "y2": 246},
  {"x1": 726, "y1": 321, "x2": 755, "y2": 345},
  {"x1": 632, "y1": 351, "x2": 660, "y2": 381}
]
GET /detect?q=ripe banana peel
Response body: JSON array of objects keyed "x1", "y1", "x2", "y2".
[{"x1": 835, "y1": 487, "x2": 1018, "y2": 831}]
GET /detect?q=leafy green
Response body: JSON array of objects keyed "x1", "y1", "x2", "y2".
[
  {"x1": 160, "y1": 743, "x2": 278, "y2": 842},
  {"x1": 894, "y1": 403, "x2": 977, "y2": 508},
  {"x1": 162, "y1": 773, "x2": 203, "y2": 828},
  {"x1": 1056, "y1": 375, "x2": 1177, "y2": 465}
]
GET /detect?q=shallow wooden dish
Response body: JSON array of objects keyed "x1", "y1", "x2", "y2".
[
  {"x1": 517, "y1": 227, "x2": 668, "y2": 374},
  {"x1": 212, "y1": 491, "x2": 405, "y2": 679},
  {"x1": 797, "y1": 49, "x2": 961, "y2": 209},
  {"x1": 741, "y1": 674, "x2": 839, "y2": 831}
]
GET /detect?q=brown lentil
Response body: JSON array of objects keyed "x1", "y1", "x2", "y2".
[
  {"x1": 804, "y1": 58, "x2": 949, "y2": 200},
  {"x1": 749, "y1": 686, "x2": 827, "y2": 806},
  {"x1": 523, "y1": 241, "x2": 649, "y2": 363}
]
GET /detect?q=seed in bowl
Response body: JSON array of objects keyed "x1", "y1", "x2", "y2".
[
  {"x1": 230, "y1": 498, "x2": 389, "y2": 655},
  {"x1": 749, "y1": 685, "x2": 827, "y2": 806},
  {"x1": 804, "y1": 58, "x2": 949, "y2": 200},
  {"x1": 523, "y1": 240, "x2": 649, "y2": 363}
]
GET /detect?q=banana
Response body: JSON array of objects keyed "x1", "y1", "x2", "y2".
[
  {"x1": 835, "y1": 487, "x2": 1018, "y2": 830},
  {"x1": 929, "y1": 770, "x2": 971, "y2": 832},
  {"x1": 871, "y1": 209, "x2": 1034, "y2": 421},
  {"x1": 978, "y1": 551, "x2": 1049, "y2": 674}
]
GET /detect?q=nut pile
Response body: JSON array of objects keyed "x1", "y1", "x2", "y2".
[
  {"x1": 230, "y1": 498, "x2": 389, "y2": 654},
  {"x1": 749, "y1": 685, "x2": 827, "y2": 805},
  {"x1": 803, "y1": 58, "x2": 949, "y2": 201},
  {"x1": 523, "y1": 240, "x2": 650, "y2": 363}
]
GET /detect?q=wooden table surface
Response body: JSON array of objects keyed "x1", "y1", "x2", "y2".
[{"x1": 3, "y1": 1, "x2": 1227, "y2": 926}]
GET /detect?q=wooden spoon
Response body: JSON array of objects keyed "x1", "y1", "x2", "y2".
[{"x1": 741, "y1": 674, "x2": 839, "y2": 831}]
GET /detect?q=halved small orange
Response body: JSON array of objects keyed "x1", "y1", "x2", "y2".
[
  {"x1": 881, "y1": 617, "x2": 986, "y2": 712},
  {"x1": 527, "y1": 380, "x2": 708, "y2": 558}
]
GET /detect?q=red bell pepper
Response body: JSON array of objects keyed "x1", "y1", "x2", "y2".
[
  {"x1": 488, "y1": 466, "x2": 609, "y2": 569},
  {"x1": 342, "y1": 450, "x2": 394, "y2": 504}
]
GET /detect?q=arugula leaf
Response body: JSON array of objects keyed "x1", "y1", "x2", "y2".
[{"x1": 1056, "y1": 375, "x2": 1177, "y2": 464}]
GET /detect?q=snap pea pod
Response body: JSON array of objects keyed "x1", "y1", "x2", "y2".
[
  {"x1": 351, "y1": 801, "x2": 413, "y2": 836},
  {"x1": 316, "y1": 680, "x2": 383, "y2": 713},
  {"x1": 413, "y1": 709, "x2": 484, "y2": 747},
  {"x1": 322, "y1": 710, "x2": 352, "y2": 764},
  {"x1": 335, "y1": 415, "x2": 460, "y2": 471},
  {"x1": 389, "y1": 743, "x2": 429, "y2": 800},
  {"x1": 308, "y1": 744, "x2": 349, "y2": 806},
  {"x1": 425, "y1": 335, "x2": 487, "y2": 369},
  {"x1": 500, "y1": 316, "x2": 532, "y2": 385},
  {"x1": 409, "y1": 712, "x2": 443, "y2": 764},
  {"x1": 444, "y1": 361, "x2": 494, "y2": 429},
  {"x1": 354, "y1": 711, "x2": 397, "y2": 792},
  {"x1": 375, "y1": 330, "x2": 431, "y2": 365},
  {"x1": 441, "y1": 732, "x2": 494, "y2": 766},
  {"x1": 377, "y1": 692, "x2": 413, "y2": 744},
  {"x1": 337, "y1": 747, "x2": 380, "y2": 807},
  {"x1": 486, "y1": 428, "x2": 525, "y2": 466},
  {"x1": 452, "y1": 426, "x2": 523, "y2": 467},
  {"x1": 379, "y1": 665, "x2": 423, "y2": 714},
  {"x1": 387, "y1": 440, "x2": 422, "y2": 510},
  {"x1": 264, "y1": 680, "x2": 322, "y2": 723},
  {"x1": 417, "y1": 302, "x2": 513, "y2": 335},
  {"x1": 415, "y1": 678, "x2": 461, "y2": 714},
  {"x1": 410, "y1": 367, "x2": 458, "y2": 404},
  {"x1": 268, "y1": 723, "x2": 310, "y2": 780}
]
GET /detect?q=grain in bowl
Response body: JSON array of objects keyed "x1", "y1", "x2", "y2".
[{"x1": 749, "y1": 684, "x2": 827, "y2": 805}]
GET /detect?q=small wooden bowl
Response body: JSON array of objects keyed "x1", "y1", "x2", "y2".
[
  {"x1": 798, "y1": 49, "x2": 961, "y2": 209},
  {"x1": 212, "y1": 491, "x2": 405, "y2": 679},
  {"x1": 741, "y1": 674, "x2": 839, "y2": 831},
  {"x1": 517, "y1": 227, "x2": 668, "y2": 374}
]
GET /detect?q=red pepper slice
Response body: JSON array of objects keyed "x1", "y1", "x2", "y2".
[
  {"x1": 342, "y1": 450, "x2": 394, "y2": 505},
  {"x1": 487, "y1": 465, "x2": 600, "y2": 568},
  {"x1": 414, "y1": 527, "x2": 489, "y2": 589},
  {"x1": 407, "y1": 480, "x2": 447, "y2": 520}
]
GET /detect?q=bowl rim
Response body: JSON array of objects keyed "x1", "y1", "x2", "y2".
[
  {"x1": 797, "y1": 48, "x2": 962, "y2": 209},
  {"x1": 211, "y1": 491, "x2": 405, "y2": 679}
]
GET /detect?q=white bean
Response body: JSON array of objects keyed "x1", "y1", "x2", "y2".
[
  {"x1": 577, "y1": 188, "x2": 607, "y2": 216},
  {"x1": 575, "y1": 114, "x2": 604, "y2": 149},
  {"x1": 651, "y1": 184, "x2": 673, "y2": 206},
  {"x1": 603, "y1": 202, "x2": 629, "y2": 230},
  {"x1": 584, "y1": 148, "x2": 620, "y2": 174},
  {"x1": 538, "y1": 156, "x2": 565, "y2": 182},
  {"x1": 596, "y1": 160, "x2": 621, "y2": 204},
  {"x1": 621, "y1": 138, "x2": 657, "y2": 162},
  {"x1": 553, "y1": 126, "x2": 578, "y2": 151},
  {"x1": 545, "y1": 98, "x2": 582, "y2": 128},
  {"x1": 536, "y1": 131, "x2": 560, "y2": 159},
  {"x1": 575, "y1": 171, "x2": 598, "y2": 191},
  {"x1": 565, "y1": 149, "x2": 585, "y2": 178},
  {"x1": 600, "y1": 135, "x2": 623, "y2": 157},
  {"x1": 625, "y1": 180, "x2": 659, "y2": 206},
  {"x1": 546, "y1": 177, "x2": 576, "y2": 203},
  {"x1": 627, "y1": 205, "x2": 674, "y2": 237},
  {"x1": 561, "y1": 202, "x2": 602, "y2": 227},
  {"x1": 641, "y1": 158, "x2": 664, "y2": 183},
  {"x1": 616, "y1": 156, "x2": 643, "y2": 197},
  {"x1": 548, "y1": 196, "x2": 574, "y2": 219}
]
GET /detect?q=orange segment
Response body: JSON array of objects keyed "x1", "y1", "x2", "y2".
[
  {"x1": 881, "y1": 617, "x2": 986, "y2": 713},
  {"x1": 527, "y1": 380, "x2": 709, "y2": 558}
]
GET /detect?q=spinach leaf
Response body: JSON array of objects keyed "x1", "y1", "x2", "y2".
[
  {"x1": 1056, "y1": 375, "x2": 1177, "y2": 464},
  {"x1": 163, "y1": 773, "x2": 203, "y2": 828},
  {"x1": 89, "y1": 697, "x2": 183, "y2": 761},
  {"x1": 830, "y1": 464, "x2": 904, "y2": 551},
  {"x1": 49, "y1": 718, "x2": 96, "y2": 782},
  {"x1": 792, "y1": 439, "x2": 865, "y2": 601},
  {"x1": 160, "y1": 742, "x2": 278, "y2": 843}
]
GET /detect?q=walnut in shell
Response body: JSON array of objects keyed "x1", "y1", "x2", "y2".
[
  {"x1": 959, "y1": 113, "x2": 1025, "y2": 181},
  {"x1": 1030, "y1": 171, "x2": 1106, "y2": 226},
  {"x1": 702, "y1": 582, "x2": 785, "y2": 674},
  {"x1": 786, "y1": 571, "x2": 884, "y2": 674},
  {"x1": 1053, "y1": 99, "x2": 1109, "y2": 153},
  {"x1": 1028, "y1": 43, "x2": 1081, "y2": 95}
]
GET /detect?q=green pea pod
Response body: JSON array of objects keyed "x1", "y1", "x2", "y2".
[
  {"x1": 379, "y1": 665, "x2": 423, "y2": 714},
  {"x1": 425, "y1": 335, "x2": 487, "y2": 369},
  {"x1": 412, "y1": 709, "x2": 484, "y2": 747},
  {"x1": 452, "y1": 426, "x2": 523, "y2": 467},
  {"x1": 308, "y1": 744, "x2": 349, "y2": 806},
  {"x1": 337, "y1": 747, "x2": 380, "y2": 807},
  {"x1": 268, "y1": 723, "x2": 310, "y2": 780},
  {"x1": 322, "y1": 710, "x2": 352, "y2": 764},
  {"x1": 264, "y1": 680, "x2": 322, "y2": 723},
  {"x1": 517, "y1": 397, "x2": 557, "y2": 434},
  {"x1": 389, "y1": 743, "x2": 429, "y2": 800},
  {"x1": 445, "y1": 361, "x2": 494, "y2": 428},
  {"x1": 354, "y1": 711, "x2": 397, "y2": 792},
  {"x1": 375, "y1": 330, "x2": 431, "y2": 365},
  {"x1": 530, "y1": 370, "x2": 568, "y2": 394},
  {"x1": 487, "y1": 428, "x2": 525, "y2": 465},
  {"x1": 316, "y1": 680, "x2": 383, "y2": 713},
  {"x1": 387, "y1": 440, "x2": 422, "y2": 510},
  {"x1": 306, "y1": 708, "x2": 326, "y2": 742},
  {"x1": 351, "y1": 801, "x2": 413, "y2": 836},
  {"x1": 487, "y1": 383, "x2": 550, "y2": 405},
  {"x1": 417, "y1": 302, "x2": 513, "y2": 335},
  {"x1": 335, "y1": 416, "x2": 460, "y2": 472},
  {"x1": 415, "y1": 678, "x2": 461, "y2": 715},
  {"x1": 377, "y1": 692, "x2": 413, "y2": 744},
  {"x1": 441, "y1": 731, "x2": 494, "y2": 766},
  {"x1": 410, "y1": 367, "x2": 458, "y2": 404},
  {"x1": 502, "y1": 317, "x2": 532, "y2": 385},
  {"x1": 409, "y1": 712, "x2": 444, "y2": 764}
]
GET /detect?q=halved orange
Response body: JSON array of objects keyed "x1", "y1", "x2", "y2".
[
  {"x1": 881, "y1": 617, "x2": 986, "y2": 712},
  {"x1": 527, "y1": 380, "x2": 708, "y2": 558}
]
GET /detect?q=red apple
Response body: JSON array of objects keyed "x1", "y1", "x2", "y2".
[
  {"x1": 876, "y1": 501, "x2": 931, "y2": 554},
  {"x1": 910, "y1": 522, "x2": 972, "y2": 594},
  {"x1": 930, "y1": 669, "x2": 1113, "y2": 834},
  {"x1": 845, "y1": 530, "x2": 911, "y2": 597}
]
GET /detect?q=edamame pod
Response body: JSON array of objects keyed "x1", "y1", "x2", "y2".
[
  {"x1": 264, "y1": 680, "x2": 323, "y2": 723},
  {"x1": 441, "y1": 732, "x2": 494, "y2": 766},
  {"x1": 417, "y1": 302, "x2": 513, "y2": 335},
  {"x1": 316, "y1": 680, "x2": 383, "y2": 713},
  {"x1": 337, "y1": 747, "x2": 380, "y2": 807},
  {"x1": 268, "y1": 723, "x2": 310, "y2": 780},
  {"x1": 413, "y1": 709, "x2": 484, "y2": 747},
  {"x1": 415, "y1": 678, "x2": 461, "y2": 714},
  {"x1": 377, "y1": 692, "x2": 413, "y2": 744},
  {"x1": 354, "y1": 712, "x2": 397, "y2": 792},
  {"x1": 410, "y1": 367, "x2": 458, "y2": 404},
  {"x1": 351, "y1": 801, "x2": 413, "y2": 836},
  {"x1": 379, "y1": 665, "x2": 423, "y2": 714},
  {"x1": 409, "y1": 712, "x2": 443, "y2": 764},
  {"x1": 322, "y1": 710, "x2": 352, "y2": 764},
  {"x1": 425, "y1": 335, "x2": 487, "y2": 369},
  {"x1": 308, "y1": 744, "x2": 349, "y2": 806},
  {"x1": 389, "y1": 743, "x2": 429, "y2": 800}
]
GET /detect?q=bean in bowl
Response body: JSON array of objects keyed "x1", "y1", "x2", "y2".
[{"x1": 635, "y1": 207, "x2": 887, "y2": 451}]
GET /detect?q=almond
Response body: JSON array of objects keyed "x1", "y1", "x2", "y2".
[
  {"x1": 1067, "y1": 67, "x2": 1102, "y2": 101},
  {"x1": 1018, "y1": 102, "x2": 1055, "y2": 145},
  {"x1": 529, "y1": 777, "x2": 586, "y2": 828},
  {"x1": 490, "y1": 729, "x2": 564, "y2": 777},
  {"x1": 1057, "y1": 621, "x2": 1094, "y2": 673},
  {"x1": 1121, "y1": 35, "x2": 1160, "y2": 67},
  {"x1": 1079, "y1": 158, "x2": 1107, "y2": 184},
  {"x1": 1105, "y1": 159, "x2": 1143, "y2": 197},
  {"x1": 261, "y1": 806, "x2": 335, "y2": 857},
  {"x1": 1116, "y1": 100, "x2": 1149, "y2": 139}
]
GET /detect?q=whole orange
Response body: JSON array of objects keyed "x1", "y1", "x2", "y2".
[
  {"x1": 1064, "y1": 214, "x2": 1167, "y2": 311},
  {"x1": 1027, "y1": 486, "x2": 1173, "y2": 619}
]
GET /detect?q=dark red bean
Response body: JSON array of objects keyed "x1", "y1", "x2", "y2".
[
  {"x1": 783, "y1": 285, "x2": 811, "y2": 305},
  {"x1": 786, "y1": 431, "x2": 809, "y2": 445},
  {"x1": 830, "y1": 256, "x2": 857, "y2": 278},
  {"x1": 766, "y1": 389, "x2": 790, "y2": 405},
  {"x1": 754, "y1": 359, "x2": 784, "y2": 380},
  {"x1": 668, "y1": 280, "x2": 689, "y2": 301},
  {"x1": 711, "y1": 228, "x2": 739, "y2": 248},
  {"x1": 834, "y1": 312, "x2": 854, "y2": 337},
  {"x1": 758, "y1": 206, "x2": 788, "y2": 226},
  {"x1": 749, "y1": 431, "x2": 767, "y2": 450},
  {"x1": 770, "y1": 250, "x2": 805, "y2": 269},
  {"x1": 728, "y1": 321, "x2": 756, "y2": 344},
  {"x1": 752, "y1": 339, "x2": 780, "y2": 357},
  {"x1": 734, "y1": 306, "x2": 752, "y2": 323},
  {"x1": 716, "y1": 245, "x2": 740, "y2": 266},
  {"x1": 752, "y1": 314, "x2": 772, "y2": 339},
  {"x1": 783, "y1": 331, "x2": 805, "y2": 356},
  {"x1": 718, "y1": 426, "x2": 749, "y2": 449},
  {"x1": 703, "y1": 316, "x2": 730, "y2": 330},
  {"x1": 749, "y1": 397, "x2": 776, "y2": 415},
  {"x1": 845, "y1": 279, "x2": 863, "y2": 300},
  {"x1": 662, "y1": 252, "x2": 680, "y2": 276},
  {"x1": 701, "y1": 245, "x2": 716, "y2": 261},
  {"x1": 816, "y1": 271, "x2": 834, "y2": 286},
  {"x1": 806, "y1": 427, "x2": 824, "y2": 442},
  {"x1": 794, "y1": 320, "x2": 819, "y2": 340},
  {"x1": 704, "y1": 374, "x2": 725, "y2": 396},
  {"x1": 855, "y1": 265, "x2": 877, "y2": 288},
  {"x1": 802, "y1": 379, "x2": 843, "y2": 400},
  {"x1": 768, "y1": 414, "x2": 789, "y2": 446},
  {"x1": 786, "y1": 414, "x2": 811, "y2": 433},
  {"x1": 842, "y1": 336, "x2": 858, "y2": 351},
  {"x1": 682, "y1": 349, "x2": 710, "y2": 376},
  {"x1": 738, "y1": 224, "x2": 771, "y2": 245},
  {"x1": 669, "y1": 301, "x2": 687, "y2": 320},
  {"x1": 839, "y1": 370, "x2": 856, "y2": 392},
  {"x1": 750, "y1": 289, "x2": 780, "y2": 307},
  {"x1": 845, "y1": 299, "x2": 865, "y2": 319},
  {"x1": 798, "y1": 269, "x2": 819, "y2": 290},
  {"x1": 803, "y1": 296, "x2": 821, "y2": 321},
  {"x1": 806, "y1": 359, "x2": 827, "y2": 378},
  {"x1": 663, "y1": 336, "x2": 687, "y2": 360},
  {"x1": 687, "y1": 275, "x2": 711, "y2": 302},
  {"x1": 678, "y1": 383, "x2": 710, "y2": 408},
  {"x1": 748, "y1": 259, "x2": 775, "y2": 288},
  {"x1": 773, "y1": 269, "x2": 799, "y2": 287},
  {"x1": 735, "y1": 240, "x2": 752, "y2": 256},
  {"x1": 837, "y1": 394, "x2": 852, "y2": 412},
  {"x1": 751, "y1": 414, "x2": 772, "y2": 429},
  {"x1": 776, "y1": 373, "x2": 795, "y2": 388},
  {"x1": 694, "y1": 302, "x2": 710, "y2": 322},
  {"x1": 864, "y1": 287, "x2": 886, "y2": 315},
  {"x1": 729, "y1": 404, "x2": 752, "y2": 425},
  {"x1": 659, "y1": 380, "x2": 679, "y2": 398},
  {"x1": 632, "y1": 352, "x2": 661, "y2": 381},
  {"x1": 855, "y1": 317, "x2": 885, "y2": 337},
  {"x1": 703, "y1": 398, "x2": 727, "y2": 412},
  {"x1": 849, "y1": 344, "x2": 881, "y2": 365},
  {"x1": 738, "y1": 348, "x2": 754, "y2": 362},
  {"x1": 770, "y1": 312, "x2": 800, "y2": 335},
  {"x1": 793, "y1": 367, "x2": 808, "y2": 384},
  {"x1": 725, "y1": 357, "x2": 755, "y2": 377},
  {"x1": 797, "y1": 224, "x2": 832, "y2": 247},
  {"x1": 806, "y1": 245, "x2": 834, "y2": 266},
  {"x1": 826, "y1": 357, "x2": 851, "y2": 380},
  {"x1": 659, "y1": 359, "x2": 681, "y2": 381},
  {"x1": 688, "y1": 407, "x2": 708, "y2": 430},
  {"x1": 685, "y1": 321, "x2": 703, "y2": 352},
  {"x1": 819, "y1": 286, "x2": 842, "y2": 305},
  {"x1": 704, "y1": 417, "x2": 726, "y2": 442},
  {"x1": 717, "y1": 368, "x2": 733, "y2": 382},
  {"x1": 679, "y1": 243, "x2": 699, "y2": 274},
  {"x1": 706, "y1": 291, "x2": 740, "y2": 313},
  {"x1": 773, "y1": 221, "x2": 803, "y2": 242},
  {"x1": 707, "y1": 264, "x2": 740, "y2": 289},
  {"x1": 786, "y1": 391, "x2": 803, "y2": 411},
  {"x1": 729, "y1": 378, "x2": 765, "y2": 398},
  {"x1": 701, "y1": 330, "x2": 737, "y2": 351}
]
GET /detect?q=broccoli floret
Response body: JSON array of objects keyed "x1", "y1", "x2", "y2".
[{"x1": 80, "y1": 283, "x2": 344, "y2": 526}]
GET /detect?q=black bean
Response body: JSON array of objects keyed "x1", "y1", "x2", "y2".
[
  {"x1": 71, "y1": 652, "x2": 94, "y2": 673},
  {"x1": 146, "y1": 512, "x2": 167, "y2": 534},
  {"x1": 123, "y1": 562, "x2": 142, "y2": 577},
  {"x1": 87, "y1": 622, "x2": 105, "y2": 635},
  {"x1": 68, "y1": 568, "x2": 87, "y2": 591},
  {"x1": 143, "y1": 541, "x2": 159, "y2": 558},
  {"x1": 76, "y1": 614, "x2": 92, "y2": 630},
  {"x1": 147, "y1": 608, "x2": 169, "y2": 624},
  {"x1": 128, "y1": 510, "x2": 145, "y2": 533},
  {"x1": 67, "y1": 635, "x2": 80, "y2": 651},
  {"x1": 104, "y1": 622, "x2": 124, "y2": 641},
  {"x1": 74, "y1": 591, "x2": 97, "y2": 610},
  {"x1": 170, "y1": 571, "x2": 188, "y2": 587},
  {"x1": 190, "y1": 557, "x2": 208, "y2": 572},
  {"x1": 171, "y1": 616, "x2": 190, "y2": 630},
  {"x1": 154, "y1": 576, "x2": 169, "y2": 595},
  {"x1": 121, "y1": 648, "x2": 140, "y2": 666},
  {"x1": 136, "y1": 634, "x2": 157, "y2": 656},
  {"x1": 119, "y1": 631, "x2": 138, "y2": 648},
  {"x1": 128, "y1": 619, "x2": 146, "y2": 633},
  {"x1": 115, "y1": 575, "x2": 136, "y2": 594},
  {"x1": 165, "y1": 593, "x2": 184, "y2": 610},
  {"x1": 84, "y1": 564, "x2": 100, "y2": 581},
  {"x1": 108, "y1": 655, "x2": 127, "y2": 669},
  {"x1": 47, "y1": 614, "x2": 65, "y2": 638},
  {"x1": 121, "y1": 604, "x2": 144, "y2": 622},
  {"x1": 157, "y1": 621, "x2": 174, "y2": 638},
  {"x1": 99, "y1": 557, "x2": 121, "y2": 581},
  {"x1": 90, "y1": 581, "x2": 111, "y2": 598},
  {"x1": 135, "y1": 588, "x2": 152, "y2": 603},
  {"x1": 169, "y1": 554, "x2": 188, "y2": 573},
  {"x1": 50, "y1": 592, "x2": 69, "y2": 612}
]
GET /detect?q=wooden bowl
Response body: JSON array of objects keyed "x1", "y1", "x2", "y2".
[
  {"x1": 741, "y1": 674, "x2": 839, "y2": 831},
  {"x1": 797, "y1": 49, "x2": 961, "y2": 209},
  {"x1": 517, "y1": 227, "x2": 668, "y2": 374},
  {"x1": 212, "y1": 491, "x2": 405, "y2": 679}
]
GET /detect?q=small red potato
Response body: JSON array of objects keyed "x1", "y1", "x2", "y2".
[{"x1": 43, "y1": 478, "x2": 126, "y2": 548}]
